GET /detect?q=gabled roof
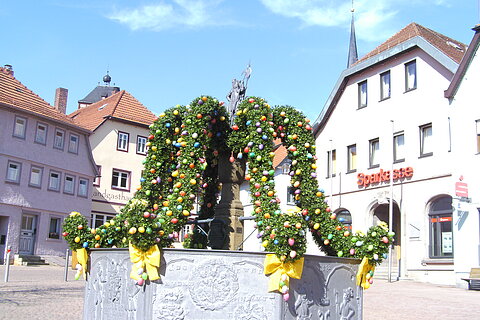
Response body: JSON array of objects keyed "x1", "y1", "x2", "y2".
[
  {"x1": 273, "y1": 143, "x2": 288, "y2": 168},
  {"x1": 355, "y1": 23, "x2": 466, "y2": 65},
  {"x1": 0, "y1": 67, "x2": 89, "y2": 132},
  {"x1": 314, "y1": 22, "x2": 466, "y2": 136},
  {"x1": 69, "y1": 90, "x2": 157, "y2": 131},
  {"x1": 445, "y1": 25, "x2": 480, "y2": 99},
  {"x1": 78, "y1": 85, "x2": 121, "y2": 105}
]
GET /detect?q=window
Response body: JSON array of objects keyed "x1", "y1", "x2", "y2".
[
  {"x1": 53, "y1": 128, "x2": 65, "y2": 150},
  {"x1": 64, "y1": 175, "x2": 75, "y2": 194},
  {"x1": 281, "y1": 159, "x2": 291, "y2": 174},
  {"x1": 326, "y1": 149, "x2": 336, "y2": 178},
  {"x1": 78, "y1": 178, "x2": 89, "y2": 197},
  {"x1": 93, "y1": 165, "x2": 101, "y2": 187},
  {"x1": 336, "y1": 209, "x2": 352, "y2": 230},
  {"x1": 29, "y1": 166, "x2": 43, "y2": 188},
  {"x1": 369, "y1": 138, "x2": 380, "y2": 168},
  {"x1": 48, "y1": 171, "x2": 61, "y2": 191},
  {"x1": 405, "y1": 60, "x2": 417, "y2": 91},
  {"x1": 358, "y1": 80, "x2": 367, "y2": 108},
  {"x1": 13, "y1": 116, "x2": 27, "y2": 139},
  {"x1": 287, "y1": 187, "x2": 296, "y2": 204},
  {"x1": 35, "y1": 122, "x2": 48, "y2": 145},
  {"x1": 117, "y1": 132, "x2": 129, "y2": 152},
  {"x1": 48, "y1": 217, "x2": 61, "y2": 239},
  {"x1": 476, "y1": 120, "x2": 480, "y2": 153},
  {"x1": 429, "y1": 196, "x2": 453, "y2": 258},
  {"x1": 90, "y1": 213, "x2": 115, "y2": 229},
  {"x1": 380, "y1": 71, "x2": 391, "y2": 100},
  {"x1": 347, "y1": 144, "x2": 357, "y2": 172},
  {"x1": 112, "y1": 169, "x2": 130, "y2": 191},
  {"x1": 393, "y1": 132, "x2": 405, "y2": 162},
  {"x1": 6, "y1": 161, "x2": 21, "y2": 183},
  {"x1": 420, "y1": 123, "x2": 433, "y2": 157},
  {"x1": 68, "y1": 134, "x2": 79, "y2": 154},
  {"x1": 136, "y1": 136, "x2": 147, "y2": 155}
]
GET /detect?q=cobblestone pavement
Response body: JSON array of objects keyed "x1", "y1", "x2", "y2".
[{"x1": 1, "y1": 264, "x2": 480, "y2": 319}]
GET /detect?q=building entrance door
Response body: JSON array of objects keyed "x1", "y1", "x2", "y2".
[
  {"x1": 19, "y1": 214, "x2": 36, "y2": 255},
  {"x1": 373, "y1": 203, "x2": 401, "y2": 277}
]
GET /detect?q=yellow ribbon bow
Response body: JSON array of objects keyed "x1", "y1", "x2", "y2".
[
  {"x1": 356, "y1": 257, "x2": 375, "y2": 289},
  {"x1": 129, "y1": 242, "x2": 160, "y2": 281},
  {"x1": 264, "y1": 254, "x2": 304, "y2": 292},
  {"x1": 75, "y1": 248, "x2": 88, "y2": 280}
]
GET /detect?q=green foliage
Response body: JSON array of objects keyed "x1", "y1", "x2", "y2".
[
  {"x1": 62, "y1": 94, "x2": 394, "y2": 267},
  {"x1": 62, "y1": 211, "x2": 93, "y2": 250}
]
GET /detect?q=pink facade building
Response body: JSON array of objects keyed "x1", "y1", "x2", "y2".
[{"x1": 0, "y1": 66, "x2": 97, "y2": 262}]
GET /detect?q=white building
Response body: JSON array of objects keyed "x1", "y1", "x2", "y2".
[
  {"x1": 444, "y1": 25, "x2": 480, "y2": 288},
  {"x1": 313, "y1": 23, "x2": 467, "y2": 285},
  {"x1": 69, "y1": 87, "x2": 157, "y2": 228}
]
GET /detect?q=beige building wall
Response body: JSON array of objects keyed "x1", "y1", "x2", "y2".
[{"x1": 89, "y1": 120, "x2": 151, "y2": 227}]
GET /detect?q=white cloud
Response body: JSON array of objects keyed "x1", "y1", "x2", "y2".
[
  {"x1": 109, "y1": 0, "x2": 228, "y2": 31},
  {"x1": 260, "y1": 0, "x2": 449, "y2": 42}
]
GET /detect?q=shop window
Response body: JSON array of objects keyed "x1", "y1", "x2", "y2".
[
  {"x1": 336, "y1": 209, "x2": 352, "y2": 230},
  {"x1": 90, "y1": 213, "x2": 115, "y2": 229},
  {"x1": 6, "y1": 161, "x2": 21, "y2": 183},
  {"x1": 29, "y1": 166, "x2": 43, "y2": 188},
  {"x1": 347, "y1": 144, "x2": 357, "y2": 173},
  {"x1": 137, "y1": 135, "x2": 147, "y2": 155},
  {"x1": 405, "y1": 60, "x2": 417, "y2": 91},
  {"x1": 112, "y1": 169, "x2": 130, "y2": 191},
  {"x1": 327, "y1": 150, "x2": 336, "y2": 178},
  {"x1": 48, "y1": 171, "x2": 61, "y2": 191},
  {"x1": 13, "y1": 116, "x2": 27, "y2": 139},
  {"x1": 429, "y1": 196, "x2": 453, "y2": 258},
  {"x1": 380, "y1": 71, "x2": 391, "y2": 100},
  {"x1": 68, "y1": 134, "x2": 79, "y2": 154},
  {"x1": 54, "y1": 128, "x2": 65, "y2": 150},
  {"x1": 420, "y1": 123, "x2": 433, "y2": 157},
  {"x1": 393, "y1": 132, "x2": 405, "y2": 162},
  {"x1": 358, "y1": 80, "x2": 367, "y2": 108},
  {"x1": 117, "y1": 131, "x2": 129, "y2": 152},
  {"x1": 369, "y1": 138, "x2": 380, "y2": 168},
  {"x1": 35, "y1": 122, "x2": 48, "y2": 145},
  {"x1": 49, "y1": 217, "x2": 61, "y2": 239}
]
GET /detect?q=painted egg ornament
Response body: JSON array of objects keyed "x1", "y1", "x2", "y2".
[
  {"x1": 83, "y1": 242, "x2": 89, "y2": 248},
  {"x1": 74, "y1": 236, "x2": 81, "y2": 243},
  {"x1": 137, "y1": 279, "x2": 145, "y2": 286},
  {"x1": 289, "y1": 251, "x2": 297, "y2": 259}
]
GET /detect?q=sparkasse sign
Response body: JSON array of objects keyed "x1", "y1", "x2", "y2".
[{"x1": 357, "y1": 167, "x2": 414, "y2": 188}]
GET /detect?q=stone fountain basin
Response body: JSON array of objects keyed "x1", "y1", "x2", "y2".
[{"x1": 83, "y1": 248, "x2": 362, "y2": 319}]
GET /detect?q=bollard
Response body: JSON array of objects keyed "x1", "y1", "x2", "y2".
[
  {"x1": 4, "y1": 247, "x2": 11, "y2": 282},
  {"x1": 64, "y1": 248, "x2": 70, "y2": 282}
]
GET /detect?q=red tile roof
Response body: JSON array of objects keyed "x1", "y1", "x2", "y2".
[
  {"x1": 355, "y1": 22, "x2": 466, "y2": 65},
  {"x1": 69, "y1": 90, "x2": 157, "y2": 131},
  {"x1": 0, "y1": 67, "x2": 86, "y2": 130},
  {"x1": 273, "y1": 140, "x2": 288, "y2": 168}
]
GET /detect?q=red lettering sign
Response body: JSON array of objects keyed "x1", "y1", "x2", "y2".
[{"x1": 357, "y1": 167, "x2": 414, "y2": 188}]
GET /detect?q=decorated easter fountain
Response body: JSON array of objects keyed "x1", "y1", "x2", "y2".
[{"x1": 63, "y1": 71, "x2": 393, "y2": 319}]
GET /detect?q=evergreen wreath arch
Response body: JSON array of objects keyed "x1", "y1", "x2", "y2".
[{"x1": 63, "y1": 95, "x2": 394, "y2": 295}]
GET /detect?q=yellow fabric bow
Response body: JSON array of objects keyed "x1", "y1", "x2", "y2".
[
  {"x1": 264, "y1": 254, "x2": 304, "y2": 292},
  {"x1": 76, "y1": 248, "x2": 88, "y2": 279},
  {"x1": 129, "y1": 242, "x2": 160, "y2": 281},
  {"x1": 356, "y1": 257, "x2": 375, "y2": 289}
]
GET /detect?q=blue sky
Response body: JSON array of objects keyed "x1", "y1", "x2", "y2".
[{"x1": 0, "y1": 0, "x2": 476, "y2": 121}]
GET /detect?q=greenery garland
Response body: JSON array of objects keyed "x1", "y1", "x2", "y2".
[{"x1": 63, "y1": 94, "x2": 394, "y2": 292}]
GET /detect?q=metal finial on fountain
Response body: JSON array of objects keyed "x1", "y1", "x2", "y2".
[{"x1": 226, "y1": 63, "x2": 252, "y2": 126}]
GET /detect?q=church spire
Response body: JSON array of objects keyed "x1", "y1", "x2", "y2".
[{"x1": 347, "y1": 2, "x2": 358, "y2": 68}]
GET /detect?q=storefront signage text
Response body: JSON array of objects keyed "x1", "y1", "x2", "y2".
[{"x1": 357, "y1": 167, "x2": 414, "y2": 188}]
